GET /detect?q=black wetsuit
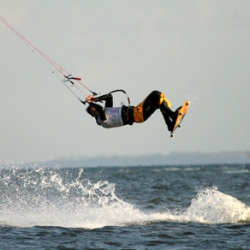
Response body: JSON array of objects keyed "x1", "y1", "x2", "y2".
[{"x1": 89, "y1": 90, "x2": 175, "y2": 130}]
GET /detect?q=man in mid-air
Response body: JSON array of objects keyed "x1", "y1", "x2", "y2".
[{"x1": 85, "y1": 90, "x2": 181, "y2": 131}]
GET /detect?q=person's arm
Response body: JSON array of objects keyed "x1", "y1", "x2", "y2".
[{"x1": 96, "y1": 93, "x2": 113, "y2": 107}]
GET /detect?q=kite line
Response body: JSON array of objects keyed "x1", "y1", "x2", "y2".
[
  {"x1": 0, "y1": 16, "x2": 130, "y2": 106},
  {"x1": 0, "y1": 15, "x2": 97, "y2": 103}
]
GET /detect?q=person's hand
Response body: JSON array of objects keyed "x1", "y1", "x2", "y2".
[{"x1": 85, "y1": 95, "x2": 96, "y2": 103}]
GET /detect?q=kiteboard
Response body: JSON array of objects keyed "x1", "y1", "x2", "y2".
[{"x1": 170, "y1": 100, "x2": 190, "y2": 138}]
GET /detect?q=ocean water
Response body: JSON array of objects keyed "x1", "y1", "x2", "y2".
[{"x1": 0, "y1": 163, "x2": 250, "y2": 250}]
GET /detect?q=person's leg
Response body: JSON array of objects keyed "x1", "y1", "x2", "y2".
[
  {"x1": 133, "y1": 90, "x2": 173, "y2": 124},
  {"x1": 142, "y1": 91, "x2": 171, "y2": 120},
  {"x1": 142, "y1": 91, "x2": 179, "y2": 131},
  {"x1": 160, "y1": 100, "x2": 176, "y2": 131}
]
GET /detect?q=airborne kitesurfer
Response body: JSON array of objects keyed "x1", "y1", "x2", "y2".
[
  {"x1": 85, "y1": 90, "x2": 181, "y2": 131},
  {"x1": 0, "y1": 17, "x2": 188, "y2": 134},
  {"x1": 0, "y1": 18, "x2": 184, "y2": 134}
]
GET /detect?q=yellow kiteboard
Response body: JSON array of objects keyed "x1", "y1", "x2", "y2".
[{"x1": 170, "y1": 100, "x2": 190, "y2": 138}]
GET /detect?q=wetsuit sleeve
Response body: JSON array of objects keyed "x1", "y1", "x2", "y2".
[
  {"x1": 89, "y1": 103, "x2": 106, "y2": 121},
  {"x1": 96, "y1": 93, "x2": 113, "y2": 107}
]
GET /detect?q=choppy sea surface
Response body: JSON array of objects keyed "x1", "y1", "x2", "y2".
[{"x1": 0, "y1": 163, "x2": 250, "y2": 250}]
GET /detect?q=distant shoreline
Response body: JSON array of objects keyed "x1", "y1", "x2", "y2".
[
  {"x1": 1, "y1": 151, "x2": 249, "y2": 168},
  {"x1": 48, "y1": 151, "x2": 250, "y2": 167}
]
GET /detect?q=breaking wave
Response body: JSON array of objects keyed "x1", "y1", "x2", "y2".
[{"x1": 0, "y1": 167, "x2": 249, "y2": 228}]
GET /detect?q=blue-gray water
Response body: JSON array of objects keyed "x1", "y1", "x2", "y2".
[{"x1": 1, "y1": 163, "x2": 250, "y2": 249}]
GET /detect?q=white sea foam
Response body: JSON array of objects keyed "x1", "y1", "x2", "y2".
[
  {"x1": 184, "y1": 187, "x2": 249, "y2": 223},
  {"x1": 0, "y1": 168, "x2": 249, "y2": 228}
]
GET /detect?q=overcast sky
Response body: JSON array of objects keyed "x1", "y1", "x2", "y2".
[{"x1": 1, "y1": 0, "x2": 250, "y2": 163}]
